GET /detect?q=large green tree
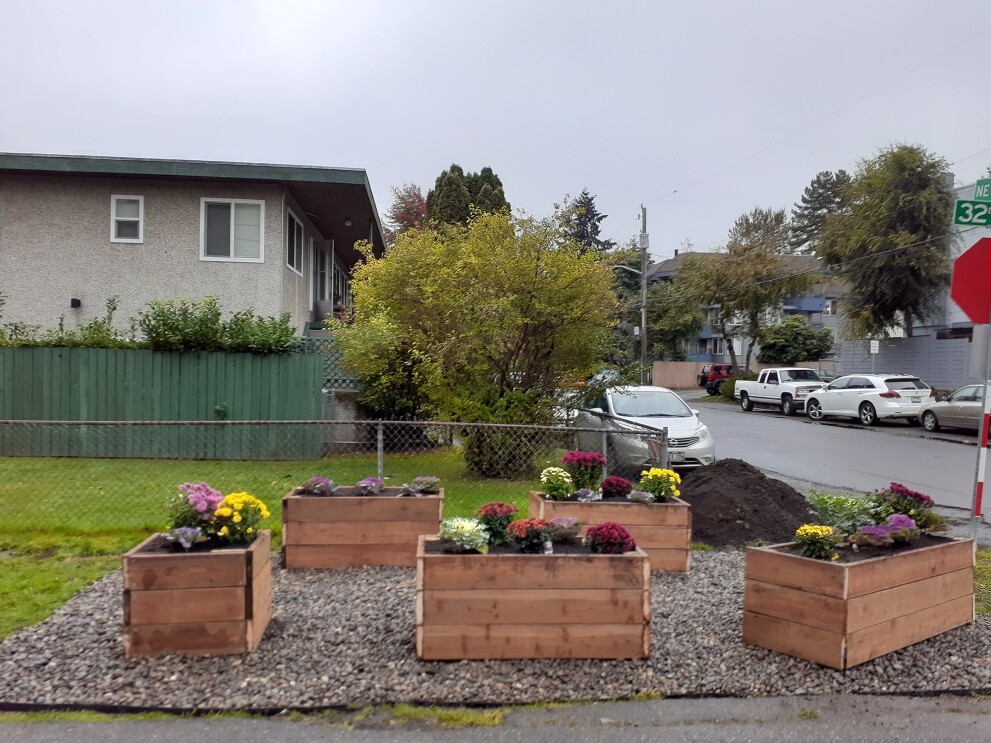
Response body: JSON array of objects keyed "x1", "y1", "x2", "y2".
[
  {"x1": 790, "y1": 170, "x2": 850, "y2": 253},
  {"x1": 646, "y1": 278, "x2": 706, "y2": 361},
  {"x1": 677, "y1": 207, "x2": 815, "y2": 368},
  {"x1": 335, "y1": 212, "x2": 616, "y2": 474},
  {"x1": 816, "y1": 144, "x2": 955, "y2": 338},
  {"x1": 425, "y1": 164, "x2": 510, "y2": 225},
  {"x1": 561, "y1": 189, "x2": 616, "y2": 254}
]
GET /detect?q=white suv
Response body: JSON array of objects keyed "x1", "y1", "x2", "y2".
[{"x1": 805, "y1": 374, "x2": 934, "y2": 426}]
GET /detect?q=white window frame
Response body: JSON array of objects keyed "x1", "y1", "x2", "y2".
[
  {"x1": 287, "y1": 209, "x2": 304, "y2": 276},
  {"x1": 110, "y1": 194, "x2": 144, "y2": 243},
  {"x1": 199, "y1": 198, "x2": 265, "y2": 263}
]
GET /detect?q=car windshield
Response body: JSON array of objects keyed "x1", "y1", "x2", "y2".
[
  {"x1": 611, "y1": 390, "x2": 692, "y2": 418},
  {"x1": 779, "y1": 369, "x2": 823, "y2": 382}
]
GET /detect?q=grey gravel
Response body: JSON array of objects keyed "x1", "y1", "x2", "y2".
[{"x1": 0, "y1": 551, "x2": 989, "y2": 711}]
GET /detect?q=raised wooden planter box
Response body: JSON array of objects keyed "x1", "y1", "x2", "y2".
[
  {"x1": 529, "y1": 490, "x2": 691, "y2": 571},
  {"x1": 122, "y1": 530, "x2": 272, "y2": 658},
  {"x1": 282, "y1": 487, "x2": 444, "y2": 568},
  {"x1": 416, "y1": 535, "x2": 650, "y2": 660},
  {"x1": 743, "y1": 537, "x2": 975, "y2": 670}
]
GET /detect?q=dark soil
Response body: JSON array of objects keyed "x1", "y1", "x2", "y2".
[
  {"x1": 294, "y1": 487, "x2": 439, "y2": 498},
  {"x1": 423, "y1": 539, "x2": 593, "y2": 556},
  {"x1": 772, "y1": 532, "x2": 954, "y2": 564},
  {"x1": 678, "y1": 458, "x2": 814, "y2": 548}
]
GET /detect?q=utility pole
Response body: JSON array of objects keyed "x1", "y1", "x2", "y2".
[{"x1": 639, "y1": 205, "x2": 649, "y2": 385}]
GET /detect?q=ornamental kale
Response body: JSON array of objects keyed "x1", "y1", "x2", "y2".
[
  {"x1": 401, "y1": 475, "x2": 441, "y2": 495},
  {"x1": 298, "y1": 476, "x2": 335, "y2": 496},
  {"x1": 356, "y1": 477, "x2": 384, "y2": 495},
  {"x1": 848, "y1": 513, "x2": 920, "y2": 547},
  {"x1": 439, "y1": 517, "x2": 489, "y2": 553},
  {"x1": 867, "y1": 483, "x2": 943, "y2": 531}
]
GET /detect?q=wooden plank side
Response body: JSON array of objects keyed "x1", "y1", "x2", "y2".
[
  {"x1": 124, "y1": 620, "x2": 249, "y2": 658},
  {"x1": 745, "y1": 578, "x2": 847, "y2": 633},
  {"x1": 284, "y1": 543, "x2": 419, "y2": 568},
  {"x1": 742, "y1": 609, "x2": 845, "y2": 670},
  {"x1": 846, "y1": 567, "x2": 974, "y2": 633},
  {"x1": 417, "y1": 623, "x2": 648, "y2": 660},
  {"x1": 419, "y1": 549, "x2": 648, "y2": 591},
  {"x1": 127, "y1": 585, "x2": 247, "y2": 624},
  {"x1": 531, "y1": 492, "x2": 691, "y2": 527},
  {"x1": 643, "y1": 547, "x2": 690, "y2": 572},
  {"x1": 283, "y1": 520, "x2": 441, "y2": 545},
  {"x1": 247, "y1": 562, "x2": 273, "y2": 650},
  {"x1": 282, "y1": 494, "x2": 443, "y2": 523},
  {"x1": 123, "y1": 551, "x2": 248, "y2": 590},
  {"x1": 623, "y1": 525, "x2": 691, "y2": 549},
  {"x1": 420, "y1": 588, "x2": 647, "y2": 625},
  {"x1": 845, "y1": 539, "x2": 976, "y2": 598},
  {"x1": 744, "y1": 545, "x2": 847, "y2": 598},
  {"x1": 845, "y1": 594, "x2": 975, "y2": 668}
]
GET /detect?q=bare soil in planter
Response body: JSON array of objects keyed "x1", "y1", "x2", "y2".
[
  {"x1": 423, "y1": 539, "x2": 594, "y2": 556},
  {"x1": 774, "y1": 532, "x2": 952, "y2": 563},
  {"x1": 296, "y1": 487, "x2": 439, "y2": 498},
  {"x1": 135, "y1": 533, "x2": 260, "y2": 555},
  {"x1": 678, "y1": 459, "x2": 813, "y2": 547}
]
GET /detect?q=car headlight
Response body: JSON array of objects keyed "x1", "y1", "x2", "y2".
[{"x1": 694, "y1": 424, "x2": 710, "y2": 442}]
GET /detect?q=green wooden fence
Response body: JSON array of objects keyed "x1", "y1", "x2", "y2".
[{"x1": 0, "y1": 347, "x2": 324, "y2": 459}]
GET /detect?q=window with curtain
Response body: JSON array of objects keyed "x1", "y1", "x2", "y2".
[
  {"x1": 200, "y1": 199, "x2": 264, "y2": 261},
  {"x1": 287, "y1": 211, "x2": 304, "y2": 274}
]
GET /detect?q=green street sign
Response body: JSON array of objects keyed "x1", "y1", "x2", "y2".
[
  {"x1": 955, "y1": 199, "x2": 991, "y2": 226},
  {"x1": 976, "y1": 179, "x2": 991, "y2": 201}
]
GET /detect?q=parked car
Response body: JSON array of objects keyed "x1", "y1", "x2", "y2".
[
  {"x1": 574, "y1": 386, "x2": 715, "y2": 476},
  {"x1": 918, "y1": 384, "x2": 983, "y2": 432},
  {"x1": 734, "y1": 367, "x2": 826, "y2": 416},
  {"x1": 804, "y1": 373, "x2": 935, "y2": 426},
  {"x1": 697, "y1": 363, "x2": 743, "y2": 388},
  {"x1": 702, "y1": 364, "x2": 748, "y2": 396}
]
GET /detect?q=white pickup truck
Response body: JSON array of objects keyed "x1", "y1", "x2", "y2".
[{"x1": 734, "y1": 367, "x2": 826, "y2": 416}]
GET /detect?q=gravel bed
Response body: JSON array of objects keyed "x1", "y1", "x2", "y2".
[{"x1": 1, "y1": 552, "x2": 989, "y2": 710}]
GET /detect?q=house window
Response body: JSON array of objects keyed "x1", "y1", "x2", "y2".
[
  {"x1": 111, "y1": 195, "x2": 143, "y2": 243},
  {"x1": 200, "y1": 198, "x2": 264, "y2": 262},
  {"x1": 287, "y1": 211, "x2": 304, "y2": 275}
]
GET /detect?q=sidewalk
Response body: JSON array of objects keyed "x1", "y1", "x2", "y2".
[{"x1": 3, "y1": 694, "x2": 991, "y2": 742}]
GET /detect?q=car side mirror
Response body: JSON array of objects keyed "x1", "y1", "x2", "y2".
[
  {"x1": 588, "y1": 407, "x2": 604, "y2": 414},
  {"x1": 691, "y1": 409, "x2": 700, "y2": 417}
]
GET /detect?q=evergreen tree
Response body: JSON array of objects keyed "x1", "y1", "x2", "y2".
[
  {"x1": 790, "y1": 170, "x2": 850, "y2": 252},
  {"x1": 426, "y1": 164, "x2": 509, "y2": 225},
  {"x1": 425, "y1": 164, "x2": 470, "y2": 225},
  {"x1": 816, "y1": 144, "x2": 954, "y2": 338},
  {"x1": 562, "y1": 189, "x2": 615, "y2": 254}
]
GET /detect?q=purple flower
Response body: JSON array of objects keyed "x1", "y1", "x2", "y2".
[
  {"x1": 178, "y1": 482, "x2": 224, "y2": 519},
  {"x1": 357, "y1": 477, "x2": 384, "y2": 494},
  {"x1": 167, "y1": 526, "x2": 204, "y2": 550},
  {"x1": 859, "y1": 525, "x2": 890, "y2": 538}
]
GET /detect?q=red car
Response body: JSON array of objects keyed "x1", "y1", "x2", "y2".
[{"x1": 697, "y1": 364, "x2": 743, "y2": 394}]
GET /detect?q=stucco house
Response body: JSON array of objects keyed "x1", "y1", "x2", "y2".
[{"x1": 0, "y1": 153, "x2": 385, "y2": 333}]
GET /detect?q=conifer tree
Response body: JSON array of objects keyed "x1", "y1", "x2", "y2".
[{"x1": 790, "y1": 170, "x2": 850, "y2": 252}]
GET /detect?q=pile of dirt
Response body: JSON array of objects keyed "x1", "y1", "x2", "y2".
[{"x1": 678, "y1": 458, "x2": 813, "y2": 548}]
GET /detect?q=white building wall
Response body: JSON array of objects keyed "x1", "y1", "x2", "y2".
[{"x1": 0, "y1": 173, "x2": 316, "y2": 333}]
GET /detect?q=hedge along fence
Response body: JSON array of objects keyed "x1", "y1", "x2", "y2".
[{"x1": 0, "y1": 347, "x2": 323, "y2": 459}]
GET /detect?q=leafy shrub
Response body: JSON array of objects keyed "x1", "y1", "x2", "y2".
[
  {"x1": 867, "y1": 483, "x2": 944, "y2": 531},
  {"x1": 138, "y1": 296, "x2": 224, "y2": 351}
]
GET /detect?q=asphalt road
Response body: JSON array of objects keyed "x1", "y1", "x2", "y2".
[{"x1": 684, "y1": 391, "x2": 982, "y2": 515}]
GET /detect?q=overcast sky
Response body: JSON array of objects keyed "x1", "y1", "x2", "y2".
[{"x1": 2, "y1": 0, "x2": 990, "y2": 260}]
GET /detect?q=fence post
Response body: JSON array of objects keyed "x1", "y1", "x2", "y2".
[
  {"x1": 600, "y1": 431, "x2": 609, "y2": 478},
  {"x1": 377, "y1": 423, "x2": 384, "y2": 479}
]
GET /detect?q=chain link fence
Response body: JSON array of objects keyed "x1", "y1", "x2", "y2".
[{"x1": 0, "y1": 419, "x2": 668, "y2": 547}]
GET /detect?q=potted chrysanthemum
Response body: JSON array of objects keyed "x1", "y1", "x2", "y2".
[
  {"x1": 743, "y1": 482, "x2": 975, "y2": 670},
  {"x1": 529, "y1": 456, "x2": 692, "y2": 572},
  {"x1": 282, "y1": 474, "x2": 444, "y2": 569},
  {"x1": 121, "y1": 481, "x2": 273, "y2": 659},
  {"x1": 417, "y1": 507, "x2": 649, "y2": 661}
]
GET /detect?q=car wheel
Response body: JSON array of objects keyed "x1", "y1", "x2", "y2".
[
  {"x1": 706, "y1": 385, "x2": 719, "y2": 396},
  {"x1": 740, "y1": 393, "x2": 753, "y2": 412},
  {"x1": 806, "y1": 399, "x2": 824, "y2": 421},
  {"x1": 922, "y1": 411, "x2": 940, "y2": 432},
  {"x1": 859, "y1": 402, "x2": 877, "y2": 426},
  {"x1": 781, "y1": 395, "x2": 796, "y2": 416}
]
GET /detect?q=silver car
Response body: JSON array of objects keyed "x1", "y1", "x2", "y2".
[
  {"x1": 574, "y1": 385, "x2": 715, "y2": 477},
  {"x1": 919, "y1": 384, "x2": 983, "y2": 432}
]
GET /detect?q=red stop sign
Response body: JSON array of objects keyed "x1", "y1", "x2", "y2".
[{"x1": 952, "y1": 237, "x2": 991, "y2": 324}]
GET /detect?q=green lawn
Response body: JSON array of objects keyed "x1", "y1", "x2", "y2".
[{"x1": 0, "y1": 449, "x2": 538, "y2": 639}]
